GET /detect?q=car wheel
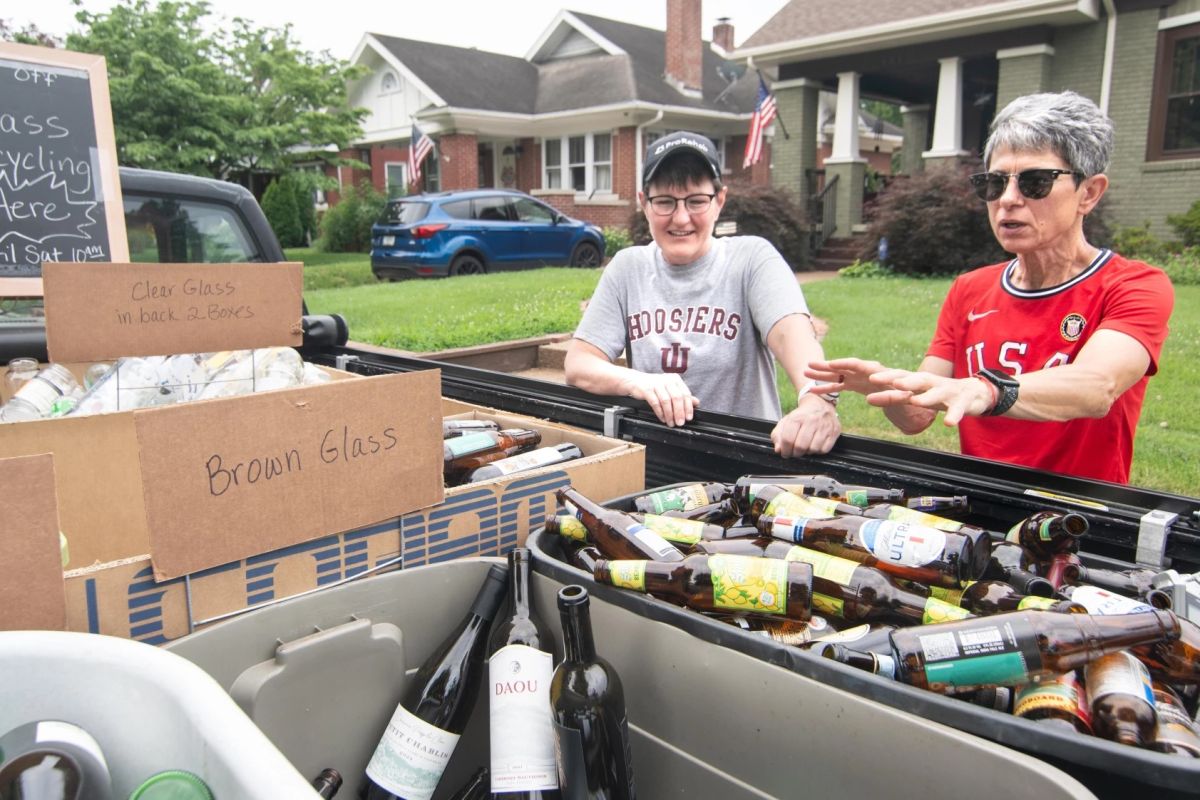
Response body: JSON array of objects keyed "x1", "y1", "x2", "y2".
[
  {"x1": 570, "y1": 242, "x2": 602, "y2": 268},
  {"x1": 450, "y1": 253, "x2": 486, "y2": 276}
]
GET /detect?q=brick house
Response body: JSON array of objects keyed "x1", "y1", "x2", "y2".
[
  {"x1": 736, "y1": 0, "x2": 1200, "y2": 243},
  {"x1": 319, "y1": 0, "x2": 898, "y2": 231}
]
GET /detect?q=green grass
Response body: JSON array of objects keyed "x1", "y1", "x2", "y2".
[
  {"x1": 304, "y1": 265, "x2": 1200, "y2": 495},
  {"x1": 284, "y1": 247, "x2": 374, "y2": 291},
  {"x1": 305, "y1": 267, "x2": 603, "y2": 351}
]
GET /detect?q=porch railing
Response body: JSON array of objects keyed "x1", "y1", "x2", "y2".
[{"x1": 810, "y1": 173, "x2": 839, "y2": 256}]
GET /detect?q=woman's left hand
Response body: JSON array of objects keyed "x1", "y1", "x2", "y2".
[{"x1": 867, "y1": 369, "x2": 997, "y2": 425}]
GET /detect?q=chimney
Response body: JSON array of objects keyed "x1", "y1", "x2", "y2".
[
  {"x1": 665, "y1": 0, "x2": 703, "y2": 98},
  {"x1": 712, "y1": 17, "x2": 734, "y2": 53}
]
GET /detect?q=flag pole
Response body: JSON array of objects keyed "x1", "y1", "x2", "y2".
[{"x1": 760, "y1": 70, "x2": 790, "y2": 140}]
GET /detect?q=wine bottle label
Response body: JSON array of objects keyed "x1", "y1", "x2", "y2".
[
  {"x1": 553, "y1": 713, "x2": 636, "y2": 800},
  {"x1": 1014, "y1": 673, "x2": 1090, "y2": 729},
  {"x1": 485, "y1": 446, "x2": 567, "y2": 477},
  {"x1": 557, "y1": 515, "x2": 589, "y2": 542},
  {"x1": 1066, "y1": 585, "x2": 1155, "y2": 615},
  {"x1": 365, "y1": 703, "x2": 460, "y2": 800},
  {"x1": 627, "y1": 523, "x2": 681, "y2": 560},
  {"x1": 912, "y1": 616, "x2": 1043, "y2": 689},
  {"x1": 844, "y1": 489, "x2": 869, "y2": 507},
  {"x1": 553, "y1": 721, "x2": 591, "y2": 798},
  {"x1": 642, "y1": 484, "x2": 708, "y2": 513},
  {"x1": 1016, "y1": 596, "x2": 1058, "y2": 611},
  {"x1": 489, "y1": 645, "x2": 557, "y2": 792},
  {"x1": 923, "y1": 598, "x2": 972, "y2": 624},
  {"x1": 445, "y1": 432, "x2": 497, "y2": 458},
  {"x1": 783, "y1": 546, "x2": 857, "y2": 585},
  {"x1": 708, "y1": 554, "x2": 788, "y2": 615},
  {"x1": 1086, "y1": 652, "x2": 1154, "y2": 707},
  {"x1": 878, "y1": 505, "x2": 965, "y2": 532},
  {"x1": 812, "y1": 592, "x2": 844, "y2": 618},
  {"x1": 641, "y1": 514, "x2": 704, "y2": 545},
  {"x1": 859, "y1": 520, "x2": 947, "y2": 568},
  {"x1": 607, "y1": 561, "x2": 648, "y2": 591}
]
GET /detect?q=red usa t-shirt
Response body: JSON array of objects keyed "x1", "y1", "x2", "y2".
[{"x1": 927, "y1": 250, "x2": 1173, "y2": 483}]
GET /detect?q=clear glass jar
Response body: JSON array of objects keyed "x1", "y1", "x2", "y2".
[
  {"x1": 4, "y1": 357, "x2": 39, "y2": 396},
  {"x1": 0, "y1": 363, "x2": 81, "y2": 422}
]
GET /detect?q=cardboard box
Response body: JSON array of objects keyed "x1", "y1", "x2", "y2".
[
  {"x1": 61, "y1": 400, "x2": 645, "y2": 643},
  {"x1": 0, "y1": 369, "x2": 445, "y2": 577}
]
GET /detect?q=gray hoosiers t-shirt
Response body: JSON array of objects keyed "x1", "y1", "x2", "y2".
[{"x1": 573, "y1": 236, "x2": 809, "y2": 420}]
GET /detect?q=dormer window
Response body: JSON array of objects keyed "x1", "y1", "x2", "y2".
[{"x1": 380, "y1": 71, "x2": 399, "y2": 94}]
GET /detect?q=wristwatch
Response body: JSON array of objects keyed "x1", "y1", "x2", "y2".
[
  {"x1": 975, "y1": 368, "x2": 1019, "y2": 416},
  {"x1": 798, "y1": 379, "x2": 839, "y2": 407}
]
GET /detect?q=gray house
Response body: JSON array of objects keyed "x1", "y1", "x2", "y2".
[{"x1": 737, "y1": 0, "x2": 1200, "y2": 244}]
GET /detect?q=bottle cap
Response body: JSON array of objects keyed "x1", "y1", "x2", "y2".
[{"x1": 128, "y1": 770, "x2": 214, "y2": 800}]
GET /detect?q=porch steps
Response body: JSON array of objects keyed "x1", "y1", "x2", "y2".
[{"x1": 810, "y1": 234, "x2": 874, "y2": 271}]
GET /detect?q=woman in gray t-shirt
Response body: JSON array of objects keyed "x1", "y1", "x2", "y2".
[{"x1": 566, "y1": 131, "x2": 840, "y2": 457}]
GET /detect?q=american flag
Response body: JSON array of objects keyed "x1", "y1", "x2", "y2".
[
  {"x1": 408, "y1": 123, "x2": 435, "y2": 189},
  {"x1": 742, "y1": 75, "x2": 777, "y2": 168}
]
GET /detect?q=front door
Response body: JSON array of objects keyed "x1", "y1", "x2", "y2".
[{"x1": 477, "y1": 144, "x2": 495, "y2": 188}]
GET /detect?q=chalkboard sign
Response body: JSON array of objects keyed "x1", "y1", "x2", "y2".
[{"x1": 0, "y1": 42, "x2": 128, "y2": 288}]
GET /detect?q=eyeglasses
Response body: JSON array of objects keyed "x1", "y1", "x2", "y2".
[
  {"x1": 968, "y1": 169, "x2": 1083, "y2": 202},
  {"x1": 645, "y1": 193, "x2": 717, "y2": 216}
]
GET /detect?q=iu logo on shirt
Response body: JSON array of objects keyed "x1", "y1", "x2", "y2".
[{"x1": 661, "y1": 343, "x2": 690, "y2": 373}]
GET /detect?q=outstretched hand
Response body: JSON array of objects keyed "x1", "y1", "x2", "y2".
[{"x1": 620, "y1": 371, "x2": 700, "y2": 427}]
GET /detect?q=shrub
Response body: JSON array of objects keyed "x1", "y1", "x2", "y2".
[
  {"x1": 1167, "y1": 199, "x2": 1200, "y2": 248},
  {"x1": 602, "y1": 226, "x2": 632, "y2": 259},
  {"x1": 627, "y1": 183, "x2": 811, "y2": 269},
  {"x1": 316, "y1": 182, "x2": 386, "y2": 253},
  {"x1": 1112, "y1": 222, "x2": 1172, "y2": 264},
  {"x1": 1161, "y1": 247, "x2": 1200, "y2": 285},
  {"x1": 261, "y1": 178, "x2": 303, "y2": 248},
  {"x1": 838, "y1": 259, "x2": 895, "y2": 279}
]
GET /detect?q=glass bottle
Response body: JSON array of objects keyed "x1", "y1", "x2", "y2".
[
  {"x1": 634, "y1": 513, "x2": 737, "y2": 548},
  {"x1": 930, "y1": 580, "x2": 1087, "y2": 616},
  {"x1": 466, "y1": 443, "x2": 583, "y2": 483},
  {"x1": 981, "y1": 541, "x2": 1054, "y2": 597},
  {"x1": 556, "y1": 487, "x2": 683, "y2": 562},
  {"x1": 127, "y1": 770, "x2": 213, "y2": 799},
  {"x1": 757, "y1": 512, "x2": 991, "y2": 589},
  {"x1": 823, "y1": 608, "x2": 1179, "y2": 692},
  {"x1": 1013, "y1": 672, "x2": 1093, "y2": 734},
  {"x1": 0, "y1": 719, "x2": 113, "y2": 799},
  {"x1": 805, "y1": 623, "x2": 898, "y2": 656},
  {"x1": 905, "y1": 495, "x2": 970, "y2": 514},
  {"x1": 861, "y1": 503, "x2": 989, "y2": 535},
  {"x1": 1086, "y1": 651, "x2": 1157, "y2": 747},
  {"x1": 730, "y1": 482, "x2": 849, "y2": 522},
  {"x1": 1076, "y1": 564, "x2": 1159, "y2": 599},
  {"x1": 550, "y1": 585, "x2": 636, "y2": 800},
  {"x1": 443, "y1": 418, "x2": 501, "y2": 438},
  {"x1": 592, "y1": 553, "x2": 814, "y2": 621},
  {"x1": 488, "y1": 548, "x2": 560, "y2": 799},
  {"x1": 1006, "y1": 511, "x2": 1089, "y2": 561},
  {"x1": 0, "y1": 363, "x2": 80, "y2": 422},
  {"x1": 1133, "y1": 616, "x2": 1200, "y2": 684},
  {"x1": 1150, "y1": 682, "x2": 1200, "y2": 757},
  {"x1": 362, "y1": 564, "x2": 508, "y2": 800},
  {"x1": 445, "y1": 766, "x2": 491, "y2": 800},
  {"x1": 4, "y1": 357, "x2": 39, "y2": 395},
  {"x1": 310, "y1": 768, "x2": 343, "y2": 799},
  {"x1": 631, "y1": 482, "x2": 729, "y2": 514},
  {"x1": 1058, "y1": 584, "x2": 1159, "y2": 616},
  {"x1": 445, "y1": 429, "x2": 542, "y2": 484},
  {"x1": 732, "y1": 474, "x2": 903, "y2": 510}
]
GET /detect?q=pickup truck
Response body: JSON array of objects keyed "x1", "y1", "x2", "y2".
[{"x1": 0, "y1": 167, "x2": 306, "y2": 364}]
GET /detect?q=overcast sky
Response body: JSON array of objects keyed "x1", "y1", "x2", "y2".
[{"x1": 11, "y1": 1, "x2": 789, "y2": 60}]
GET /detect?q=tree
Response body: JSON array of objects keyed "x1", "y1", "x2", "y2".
[
  {"x1": 0, "y1": 18, "x2": 61, "y2": 46},
  {"x1": 261, "y1": 177, "x2": 303, "y2": 248},
  {"x1": 66, "y1": 0, "x2": 367, "y2": 181}
]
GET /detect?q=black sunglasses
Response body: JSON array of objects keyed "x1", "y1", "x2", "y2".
[{"x1": 968, "y1": 169, "x2": 1084, "y2": 202}]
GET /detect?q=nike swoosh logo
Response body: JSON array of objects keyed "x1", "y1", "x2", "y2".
[{"x1": 967, "y1": 309, "x2": 999, "y2": 322}]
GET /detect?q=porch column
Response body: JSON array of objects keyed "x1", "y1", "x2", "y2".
[
  {"x1": 771, "y1": 78, "x2": 821, "y2": 266},
  {"x1": 923, "y1": 57, "x2": 969, "y2": 166},
  {"x1": 995, "y1": 45, "x2": 1055, "y2": 115},
  {"x1": 900, "y1": 104, "x2": 930, "y2": 175},
  {"x1": 824, "y1": 71, "x2": 866, "y2": 235}
]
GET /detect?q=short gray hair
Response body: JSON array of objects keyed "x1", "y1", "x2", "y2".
[{"x1": 984, "y1": 91, "x2": 1114, "y2": 177}]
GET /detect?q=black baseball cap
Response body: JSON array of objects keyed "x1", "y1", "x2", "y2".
[{"x1": 642, "y1": 131, "x2": 721, "y2": 186}]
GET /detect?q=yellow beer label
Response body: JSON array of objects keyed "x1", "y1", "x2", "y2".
[
  {"x1": 812, "y1": 593, "x2": 845, "y2": 618},
  {"x1": 804, "y1": 496, "x2": 846, "y2": 515},
  {"x1": 923, "y1": 598, "x2": 972, "y2": 624},
  {"x1": 929, "y1": 581, "x2": 970, "y2": 606},
  {"x1": 1017, "y1": 596, "x2": 1057, "y2": 611},
  {"x1": 882, "y1": 505, "x2": 964, "y2": 532},
  {"x1": 556, "y1": 515, "x2": 588, "y2": 542},
  {"x1": 1022, "y1": 488, "x2": 1109, "y2": 511},
  {"x1": 641, "y1": 514, "x2": 704, "y2": 545},
  {"x1": 784, "y1": 546, "x2": 857, "y2": 586},
  {"x1": 607, "y1": 560, "x2": 647, "y2": 592},
  {"x1": 764, "y1": 492, "x2": 834, "y2": 520},
  {"x1": 708, "y1": 555, "x2": 788, "y2": 615},
  {"x1": 1014, "y1": 682, "x2": 1079, "y2": 717}
]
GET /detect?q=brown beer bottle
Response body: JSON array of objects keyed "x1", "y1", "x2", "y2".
[
  {"x1": 732, "y1": 474, "x2": 904, "y2": 509},
  {"x1": 781, "y1": 545, "x2": 972, "y2": 625},
  {"x1": 824, "y1": 608, "x2": 1179, "y2": 691},
  {"x1": 1133, "y1": 616, "x2": 1200, "y2": 684},
  {"x1": 1076, "y1": 564, "x2": 1159, "y2": 600},
  {"x1": 757, "y1": 513, "x2": 990, "y2": 589},
  {"x1": 731, "y1": 481, "x2": 856, "y2": 520},
  {"x1": 556, "y1": 487, "x2": 683, "y2": 563},
  {"x1": 1086, "y1": 651, "x2": 1158, "y2": 747},
  {"x1": 861, "y1": 503, "x2": 988, "y2": 536},
  {"x1": 983, "y1": 541, "x2": 1055, "y2": 597},
  {"x1": 444, "y1": 429, "x2": 541, "y2": 484},
  {"x1": 566, "y1": 544, "x2": 604, "y2": 573},
  {"x1": 633, "y1": 513, "x2": 733, "y2": 548},
  {"x1": 1013, "y1": 672, "x2": 1092, "y2": 734},
  {"x1": 806, "y1": 623, "x2": 898, "y2": 655},
  {"x1": 718, "y1": 614, "x2": 833, "y2": 646},
  {"x1": 930, "y1": 580, "x2": 1087, "y2": 616},
  {"x1": 905, "y1": 495, "x2": 970, "y2": 514},
  {"x1": 592, "y1": 553, "x2": 814, "y2": 621},
  {"x1": 691, "y1": 536, "x2": 797, "y2": 559},
  {"x1": 1006, "y1": 511, "x2": 1089, "y2": 561},
  {"x1": 632, "y1": 482, "x2": 729, "y2": 514},
  {"x1": 1150, "y1": 682, "x2": 1200, "y2": 757}
]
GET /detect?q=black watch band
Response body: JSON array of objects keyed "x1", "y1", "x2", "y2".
[{"x1": 975, "y1": 368, "x2": 1019, "y2": 416}]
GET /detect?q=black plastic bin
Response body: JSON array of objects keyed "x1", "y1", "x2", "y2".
[{"x1": 529, "y1": 486, "x2": 1200, "y2": 800}]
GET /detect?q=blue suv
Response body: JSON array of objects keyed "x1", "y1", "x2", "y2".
[{"x1": 370, "y1": 189, "x2": 606, "y2": 279}]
